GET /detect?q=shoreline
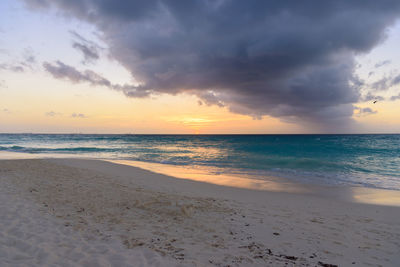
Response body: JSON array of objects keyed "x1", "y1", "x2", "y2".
[
  {"x1": 0, "y1": 158, "x2": 399, "y2": 266},
  {"x1": 1, "y1": 151, "x2": 400, "y2": 207},
  {"x1": 110, "y1": 159, "x2": 400, "y2": 207}
]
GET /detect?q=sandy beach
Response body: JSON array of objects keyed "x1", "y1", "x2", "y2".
[
  {"x1": 3, "y1": 0, "x2": 400, "y2": 266},
  {"x1": 1, "y1": 158, "x2": 399, "y2": 266}
]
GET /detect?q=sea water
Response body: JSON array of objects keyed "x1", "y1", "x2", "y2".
[{"x1": 0, "y1": 134, "x2": 399, "y2": 190}]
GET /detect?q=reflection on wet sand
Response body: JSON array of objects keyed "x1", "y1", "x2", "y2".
[
  {"x1": 111, "y1": 159, "x2": 310, "y2": 193},
  {"x1": 111, "y1": 159, "x2": 400, "y2": 207},
  {"x1": 351, "y1": 187, "x2": 400, "y2": 206}
]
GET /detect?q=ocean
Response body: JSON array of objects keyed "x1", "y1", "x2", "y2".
[{"x1": 0, "y1": 134, "x2": 399, "y2": 190}]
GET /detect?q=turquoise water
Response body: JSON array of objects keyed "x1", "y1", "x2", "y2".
[{"x1": 0, "y1": 134, "x2": 399, "y2": 190}]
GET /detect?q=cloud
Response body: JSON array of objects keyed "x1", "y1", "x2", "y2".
[
  {"x1": 354, "y1": 107, "x2": 377, "y2": 117},
  {"x1": 362, "y1": 91, "x2": 400, "y2": 102},
  {"x1": 2, "y1": 108, "x2": 12, "y2": 114},
  {"x1": 370, "y1": 76, "x2": 392, "y2": 91},
  {"x1": 0, "y1": 63, "x2": 25, "y2": 72},
  {"x1": 0, "y1": 48, "x2": 37, "y2": 73},
  {"x1": 390, "y1": 93, "x2": 400, "y2": 101},
  {"x1": 22, "y1": 47, "x2": 36, "y2": 65},
  {"x1": 392, "y1": 74, "x2": 400, "y2": 86},
  {"x1": 73, "y1": 42, "x2": 99, "y2": 63},
  {"x1": 368, "y1": 73, "x2": 400, "y2": 91},
  {"x1": 25, "y1": 0, "x2": 400, "y2": 127},
  {"x1": 70, "y1": 31, "x2": 101, "y2": 64},
  {"x1": 45, "y1": 111, "x2": 62, "y2": 117},
  {"x1": 43, "y1": 60, "x2": 107, "y2": 85},
  {"x1": 43, "y1": 60, "x2": 151, "y2": 97},
  {"x1": 71, "y1": 113, "x2": 86, "y2": 118},
  {"x1": 374, "y1": 60, "x2": 391, "y2": 68},
  {"x1": 362, "y1": 92, "x2": 385, "y2": 102}
]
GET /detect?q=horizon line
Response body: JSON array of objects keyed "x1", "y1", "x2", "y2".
[{"x1": 1, "y1": 132, "x2": 400, "y2": 135}]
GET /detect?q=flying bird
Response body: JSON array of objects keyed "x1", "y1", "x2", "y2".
[{"x1": 373, "y1": 100, "x2": 378, "y2": 104}]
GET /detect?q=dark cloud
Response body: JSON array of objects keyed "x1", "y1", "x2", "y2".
[
  {"x1": 374, "y1": 60, "x2": 391, "y2": 68},
  {"x1": 43, "y1": 60, "x2": 151, "y2": 97},
  {"x1": 25, "y1": 0, "x2": 400, "y2": 127}
]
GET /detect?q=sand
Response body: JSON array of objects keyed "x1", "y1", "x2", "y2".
[{"x1": 0, "y1": 158, "x2": 399, "y2": 266}]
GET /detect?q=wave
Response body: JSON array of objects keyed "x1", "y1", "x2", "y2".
[
  {"x1": 0, "y1": 145, "x2": 117, "y2": 154},
  {"x1": 1, "y1": 134, "x2": 400, "y2": 190}
]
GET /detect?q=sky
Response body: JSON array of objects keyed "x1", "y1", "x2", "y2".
[{"x1": 1, "y1": 0, "x2": 400, "y2": 134}]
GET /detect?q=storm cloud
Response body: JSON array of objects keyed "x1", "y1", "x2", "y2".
[{"x1": 25, "y1": 0, "x2": 400, "y2": 126}]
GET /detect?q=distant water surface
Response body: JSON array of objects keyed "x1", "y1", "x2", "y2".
[{"x1": 0, "y1": 134, "x2": 399, "y2": 190}]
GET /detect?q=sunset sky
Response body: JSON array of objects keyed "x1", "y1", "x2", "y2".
[{"x1": 1, "y1": 0, "x2": 400, "y2": 134}]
